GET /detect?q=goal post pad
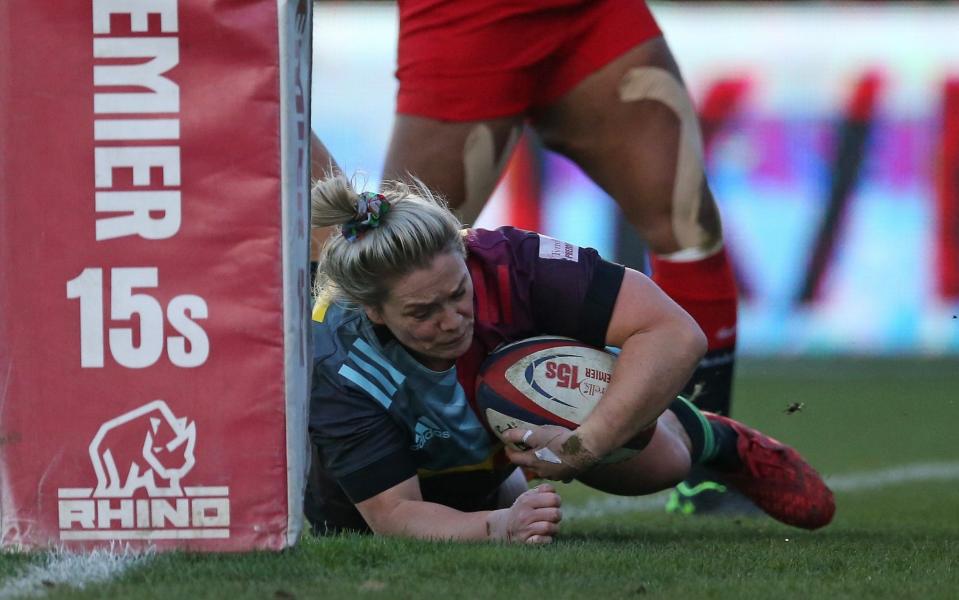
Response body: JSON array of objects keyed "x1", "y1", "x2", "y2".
[{"x1": 0, "y1": 0, "x2": 312, "y2": 551}]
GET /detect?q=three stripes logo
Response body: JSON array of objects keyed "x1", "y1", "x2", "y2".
[{"x1": 337, "y1": 338, "x2": 406, "y2": 410}]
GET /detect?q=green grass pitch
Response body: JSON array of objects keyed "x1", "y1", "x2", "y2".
[{"x1": 2, "y1": 358, "x2": 958, "y2": 599}]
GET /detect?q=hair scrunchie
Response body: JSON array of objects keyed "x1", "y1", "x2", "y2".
[{"x1": 341, "y1": 192, "x2": 390, "y2": 242}]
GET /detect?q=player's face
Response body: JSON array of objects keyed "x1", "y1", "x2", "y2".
[{"x1": 365, "y1": 251, "x2": 475, "y2": 371}]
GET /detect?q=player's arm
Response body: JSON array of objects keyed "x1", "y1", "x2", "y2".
[
  {"x1": 309, "y1": 130, "x2": 341, "y2": 265},
  {"x1": 576, "y1": 267, "x2": 705, "y2": 457},
  {"x1": 506, "y1": 262, "x2": 704, "y2": 478},
  {"x1": 355, "y1": 475, "x2": 561, "y2": 544},
  {"x1": 310, "y1": 130, "x2": 339, "y2": 182},
  {"x1": 312, "y1": 362, "x2": 561, "y2": 543}
]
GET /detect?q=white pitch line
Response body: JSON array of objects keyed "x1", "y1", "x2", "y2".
[
  {"x1": 1, "y1": 461, "x2": 955, "y2": 595},
  {"x1": 563, "y1": 460, "x2": 959, "y2": 520},
  {"x1": 0, "y1": 547, "x2": 151, "y2": 600},
  {"x1": 825, "y1": 461, "x2": 959, "y2": 491}
]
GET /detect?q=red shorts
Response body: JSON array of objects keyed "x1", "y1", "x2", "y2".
[{"x1": 396, "y1": 0, "x2": 662, "y2": 121}]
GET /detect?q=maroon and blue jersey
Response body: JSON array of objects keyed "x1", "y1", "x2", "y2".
[{"x1": 307, "y1": 227, "x2": 624, "y2": 532}]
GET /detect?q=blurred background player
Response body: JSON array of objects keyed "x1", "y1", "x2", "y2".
[
  {"x1": 310, "y1": 133, "x2": 341, "y2": 289},
  {"x1": 369, "y1": 0, "x2": 745, "y2": 514}
]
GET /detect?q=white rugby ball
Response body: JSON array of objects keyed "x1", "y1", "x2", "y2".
[{"x1": 475, "y1": 336, "x2": 653, "y2": 463}]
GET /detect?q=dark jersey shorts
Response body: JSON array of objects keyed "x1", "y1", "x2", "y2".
[
  {"x1": 307, "y1": 227, "x2": 625, "y2": 533},
  {"x1": 396, "y1": 0, "x2": 663, "y2": 120}
]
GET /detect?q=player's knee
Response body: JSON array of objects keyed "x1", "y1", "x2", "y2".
[
  {"x1": 648, "y1": 415, "x2": 695, "y2": 487},
  {"x1": 617, "y1": 67, "x2": 724, "y2": 258},
  {"x1": 657, "y1": 431, "x2": 693, "y2": 488},
  {"x1": 495, "y1": 467, "x2": 529, "y2": 509},
  {"x1": 460, "y1": 123, "x2": 522, "y2": 222},
  {"x1": 644, "y1": 183, "x2": 724, "y2": 257}
]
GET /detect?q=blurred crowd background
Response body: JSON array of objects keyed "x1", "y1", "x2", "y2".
[{"x1": 311, "y1": 1, "x2": 959, "y2": 356}]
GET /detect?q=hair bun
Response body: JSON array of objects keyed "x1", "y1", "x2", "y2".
[{"x1": 341, "y1": 192, "x2": 391, "y2": 242}]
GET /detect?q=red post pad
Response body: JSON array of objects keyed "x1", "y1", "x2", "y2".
[{"x1": 0, "y1": 0, "x2": 312, "y2": 551}]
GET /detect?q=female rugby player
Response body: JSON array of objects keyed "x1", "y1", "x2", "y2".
[{"x1": 306, "y1": 174, "x2": 834, "y2": 543}]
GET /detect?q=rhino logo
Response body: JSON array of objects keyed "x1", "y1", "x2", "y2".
[{"x1": 88, "y1": 400, "x2": 196, "y2": 498}]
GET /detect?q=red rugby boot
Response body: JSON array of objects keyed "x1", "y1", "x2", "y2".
[{"x1": 705, "y1": 413, "x2": 835, "y2": 530}]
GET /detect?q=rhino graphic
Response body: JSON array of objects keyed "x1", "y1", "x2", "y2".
[{"x1": 88, "y1": 400, "x2": 196, "y2": 498}]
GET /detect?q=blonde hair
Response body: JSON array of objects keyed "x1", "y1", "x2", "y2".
[{"x1": 311, "y1": 174, "x2": 465, "y2": 307}]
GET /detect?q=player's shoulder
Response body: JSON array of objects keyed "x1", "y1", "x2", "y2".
[
  {"x1": 466, "y1": 226, "x2": 537, "y2": 250},
  {"x1": 465, "y1": 226, "x2": 542, "y2": 266},
  {"x1": 311, "y1": 300, "x2": 407, "y2": 404},
  {"x1": 311, "y1": 298, "x2": 364, "y2": 365},
  {"x1": 467, "y1": 226, "x2": 588, "y2": 267}
]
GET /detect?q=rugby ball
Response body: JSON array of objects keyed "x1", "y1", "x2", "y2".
[{"x1": 475, "y1": 336, "x2": 653, "y2": 464}]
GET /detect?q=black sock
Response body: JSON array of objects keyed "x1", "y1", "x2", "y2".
[
  {"x1": 682, "y1": 348, "x2": 735, "y2": 416},
  {"x1": 708, "y1": 420, "x2": 742, "y2": 472},
  {"x1": 667, "y1": 396, "x2": 742, "y2": 472}
]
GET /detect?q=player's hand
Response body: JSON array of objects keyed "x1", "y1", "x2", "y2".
[
  {"x1": 502, "y1": 425, "x2": 601, "y2": 482},
  {"x1": 487, "y1": 483, "x2": 562, "y2": 544}
]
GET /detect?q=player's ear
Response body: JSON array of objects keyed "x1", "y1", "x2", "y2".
[{"x1": 364, "y1": 305, "x2": 386, "y2": 325}]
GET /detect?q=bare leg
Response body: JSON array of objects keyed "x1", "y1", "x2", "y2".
[
  {"x1": 533, "y1": 37, "x2": 738, "y2": 418},
  {"x1": 382, "y1": 114, "x2": 524, "y2": 223},
  {"x1": 533, "y1": 37, "x2": 744, "y2": 511},
  {"x1": 533, "y1": 37, "x2": 720, "y2": 256},
  {"x1": 576, "y1": 411, "x2": 691, "y2": 496},
  {"x1": 496, "y1": 468, "x2": 530, "y2": 509}
]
